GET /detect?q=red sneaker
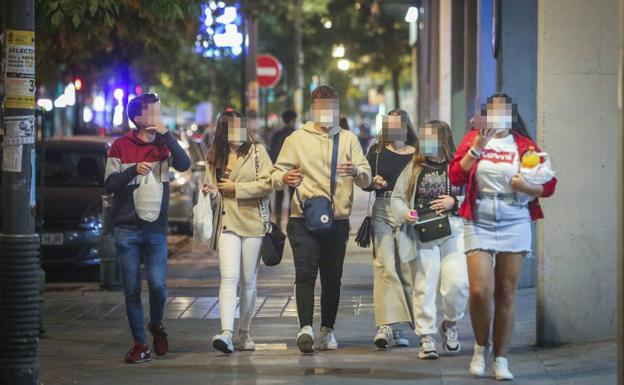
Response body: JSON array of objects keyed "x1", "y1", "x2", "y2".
[
  {"x1": 149, "y1": 323, "x2": 169, "y2": 356},
  {"x1": 125, "y1": 342, "x2": 152, "y2": 364}
]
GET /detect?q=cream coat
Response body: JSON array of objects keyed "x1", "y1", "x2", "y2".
[{"x1": 203, "y1": 144, "x2": 273, "y2": 249}]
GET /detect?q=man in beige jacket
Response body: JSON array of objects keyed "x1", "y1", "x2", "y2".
[{"x1": 271, "y1": 85, "x2": 372, "y2": 353}]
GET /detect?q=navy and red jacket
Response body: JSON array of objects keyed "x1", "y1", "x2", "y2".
[
  {"x1": 449, "y1": 129, "x2": 557, "y2": 221},
  {"x1": 104, "y1": 131, "x2": 191, "y2": 234}
]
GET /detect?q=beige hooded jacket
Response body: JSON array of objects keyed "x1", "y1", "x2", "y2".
[{"x1": 271, "y1": 122, "x2": 372, "y2": 219}]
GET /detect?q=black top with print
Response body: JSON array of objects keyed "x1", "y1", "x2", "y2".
[{"x1": 413, "y1": 160, "x2": 462, "y2": 217}]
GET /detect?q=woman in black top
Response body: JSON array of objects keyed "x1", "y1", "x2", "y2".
[
  {"x1": 364, "y1": 108, "x2": 416, "y2": 349},
  {"x1": 391, "y1": 120, "x2": 468, "y2": 360}
]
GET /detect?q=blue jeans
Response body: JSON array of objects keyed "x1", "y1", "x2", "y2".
[{"x1": 114, "y1": 227, "x2": 168, "y2": 343}]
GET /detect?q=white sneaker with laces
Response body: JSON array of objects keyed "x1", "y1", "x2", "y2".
[
  {"x1": 392, "y1": 328, "x2": 410, "y2": 347},
  {"x1": 469, "y1": 343, "x2": 489, "y2": 376},
  {"x1": 317, "y1": 326, "x2": 338, "y2": 350},
  {"x1": 493, "y1": 357, "x2": 514, "y2": 381},
  {"x1": 296, "y1": 326, "x2": 315, "y2": 353},
  {"x1": 418, "y1": 335, "x2": 438, "y2": 359},
  {"x1": 238, "y1": 331, "x2": 256, "y2": 351},
  {"x1": 439, "y1": 323, "x2": 460, "y2": 353},
  {"x1": 212, "y1": 330, "x2": 234, "y2": 354},
  {"x1": 373, "y1": 325, "x2": 393, "y2": 349}
]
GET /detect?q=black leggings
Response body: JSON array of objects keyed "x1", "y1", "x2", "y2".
[{"x1": 287, "y1": 218, "x2": 350, "y2": 329}]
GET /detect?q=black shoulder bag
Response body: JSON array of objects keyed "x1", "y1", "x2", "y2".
[
  {"x1": 412, "y1": 167, "x2": 453, "y2": 243},
  {"x1": 295, "y1": 133, "x2": 340, "y2": 233},
  {"x1": 253, "y1": 145, "x2": 286, "y2": 266},
  {"x1": 355, "y1": 147, "x2": 378, "y2": 248}
]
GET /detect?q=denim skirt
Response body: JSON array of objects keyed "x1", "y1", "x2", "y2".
[{"x1": 464, "y1": 193, "x2": 532, "y2": 255}]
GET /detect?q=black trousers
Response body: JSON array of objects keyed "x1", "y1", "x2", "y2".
[{"x1": 287, "y1": 218, "x2": 350, "y2": 329}]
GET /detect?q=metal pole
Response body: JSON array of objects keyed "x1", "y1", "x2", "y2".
[
  {"x1": 240, "y1": 0, "x2": 247, "y2": 114},
  {"x1": 1, "y1": 0, "x2": 39, "y2": 384},
  {"x1": 293, "y1": 0, "x2": 304, "y2": 125},
  {"x1": 617, "y1": 1, "x2": 624, "y2": 382}
]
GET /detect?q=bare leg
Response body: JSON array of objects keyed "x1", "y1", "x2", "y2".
[
  {"x1": 492, "y1": 252, "x2": 524, "y2": 357},
  {"x1": 467, "y1": 251, "x2": 495, "y2": 346}
]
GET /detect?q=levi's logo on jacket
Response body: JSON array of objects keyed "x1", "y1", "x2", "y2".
[{"x1": 481, "y1": 149, "x2": 516, "y2": 164}]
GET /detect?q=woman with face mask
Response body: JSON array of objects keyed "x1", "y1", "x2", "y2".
[
  {"x1": 202, "y1": 111, "x2": 273, "y2": 354},
  {"x1": 391, "y1": 120, "x2": 468, "y2": 361},
  {"x1": 363, "y1": 108, "x2": 416, "y2": 349},
  {"x1": 449, "y1": 93, "x2": 557, "y2": 380}
]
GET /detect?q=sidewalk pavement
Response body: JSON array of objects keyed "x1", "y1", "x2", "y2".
[{"x1": 39, "y1": 189, "x2": 616, "y2": 385}]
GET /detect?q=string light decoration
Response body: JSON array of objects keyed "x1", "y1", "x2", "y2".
[{"x1": 195, "y1": 1, "x2": 244, "y2": 59}]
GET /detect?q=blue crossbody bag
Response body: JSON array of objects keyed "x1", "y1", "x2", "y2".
[{"x1": 296, "y1": 133, "x2": 340, "y2": 233}]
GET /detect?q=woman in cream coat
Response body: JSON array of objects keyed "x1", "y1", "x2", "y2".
[{"x1": 202, "y1": 111, "x2": 273, "y2": 354}]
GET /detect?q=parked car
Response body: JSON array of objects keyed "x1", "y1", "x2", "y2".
[
  {"x1": 37, "y1": 136, "x2": 112, "y2": 269},
  {"x1": 168, "y1": 133, "x2": 208, "y2": 234}
]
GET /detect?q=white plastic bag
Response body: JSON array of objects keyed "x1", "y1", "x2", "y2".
[
  {"x1": 193, "y1": 192, "x2": 213, "y2": 242},
  {"x1": 133, "y1": 172, "x2": 163, "y2": 222},
  {"x1": 520, "y1": 152, "x2": 555, "y2": 185}
]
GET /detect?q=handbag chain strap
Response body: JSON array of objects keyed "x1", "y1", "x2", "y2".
[
  {"x1": 366, "y1": 145, "x2": 381, "y2": 217},
  {"x1": 253, "y1": 144, "x2": 271, "y2": 232}
]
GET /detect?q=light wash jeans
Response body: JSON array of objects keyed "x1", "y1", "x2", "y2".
[
  {"x1": 371, "y1": 196, "x2": 413, "y2": 326},
  {"x1": 217, "y1": 231, "x2": 262, "y2": 332}
]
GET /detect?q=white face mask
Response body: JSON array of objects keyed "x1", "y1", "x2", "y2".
[
  {"x1": 311, "y1": 99, "x2": 339, "y2": 127},
  {"x1": 486, "y1": 114, "x2": 513, "y2": 132}
]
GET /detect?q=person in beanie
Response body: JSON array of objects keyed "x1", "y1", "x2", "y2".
[{"x1": 104, "y1": 93, "x2": 191, "y2": 363}]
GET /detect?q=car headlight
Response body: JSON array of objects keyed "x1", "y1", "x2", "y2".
[{"x1": 80, "y1": 215, "x2": 103, "y2": 230}]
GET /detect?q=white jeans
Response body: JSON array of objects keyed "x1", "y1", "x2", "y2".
[
  {"x1": 217, "y1": 231, "x2": 262, "y2": 332},
  {"x1": 403, "y1": 217, "x2": 469, "y2": 336}
]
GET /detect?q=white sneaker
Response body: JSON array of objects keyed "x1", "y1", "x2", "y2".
[
  {"x1": 212, "y1": 330, "x2": 234, "y2": 354},
  {"x1": 392, "y1": 328, "x2": 410, "y2": 347},
  {"x1": 373, "y1": 325, "x2": 393, "y2": 349},
  {"x1": 296, "y1": 326, "x2": 315, "y2": 353},
  {"x1": 493, "y1": 357, "x2": 514, "y2": 381},
  {"x1": 439, "y1": 324, "x2": 460, "y2": 353},
  {"x1": 418, "y1": 335, "x2": 438, "y2": 359},
  {"x1": 238, "y1": 331, "x2": 256, "y2": 351},
  {"x1": 469, "y1": 343, "x2": 490, "y2": 376},
  {"x1": 317, "y1": 326, "x2": 338, "y2": 350}
]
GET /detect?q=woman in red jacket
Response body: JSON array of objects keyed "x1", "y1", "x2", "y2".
[{"x1": 449, "y1": 93, "x2": 556, "y2": 380}]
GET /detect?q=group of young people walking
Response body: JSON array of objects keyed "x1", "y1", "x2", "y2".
[{"x1": 105, "y1": 85, "x2": 556, "y2": 381}]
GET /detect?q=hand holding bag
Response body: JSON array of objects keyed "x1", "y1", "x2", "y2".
[
  {"x1": 296, "y1": 133, "x2": 340, "y2": 233},
  {"x1": 253, "y1": 145, "x2": 286, "y2": 266},
  {"x1": 133, "y1": 172, "x2": 163, "y2": 222},
  {"x1": 192, "y1": 192, "x2": 213, "y2": 242},
  {"x1": 520, "y1": 151, "x2": 555, "y2": 185}
]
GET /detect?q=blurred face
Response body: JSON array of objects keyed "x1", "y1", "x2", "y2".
[
  {"x1": 418, "y1": 123, "x2": 441, "y2": 157},
  {"x1": 311, "y1": 99, "x2": 339, "y2": 127},
  {"x1": 486, "y1": 97, "x2": 515, "y2": 133},
  {"x1": 381, "y1": 115, "x2": 407, "y2": 142},
  {"x1": 226, "y1": 116, "x2": 248, "y2": 143},
  {"x1": 134, "y1": 102, "x2": 163, "y2": 129}
]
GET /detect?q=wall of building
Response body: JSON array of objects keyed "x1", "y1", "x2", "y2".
[{"x1": 536, "y1": 0, "x2": 618, "y2": 344}]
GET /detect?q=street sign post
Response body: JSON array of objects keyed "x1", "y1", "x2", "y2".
[
  {"x1": 256, "y1": 54, "x2": 282, "y2": 140},
  {"x1": 256, "y1": 54, "x2": 283, "y2": 89}
]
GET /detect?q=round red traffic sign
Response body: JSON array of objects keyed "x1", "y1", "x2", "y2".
[{"x1": 256, "y1": 54, "x2": 283, "y2": 89}]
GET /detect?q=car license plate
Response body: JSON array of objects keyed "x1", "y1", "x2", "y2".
[{"x1": 41, "y1": 233, "x2": 63, "y2": 245}]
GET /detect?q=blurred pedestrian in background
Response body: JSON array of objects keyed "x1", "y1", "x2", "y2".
[{"x1": 269, "y1": 110, "x2": 297, "y2": 229}]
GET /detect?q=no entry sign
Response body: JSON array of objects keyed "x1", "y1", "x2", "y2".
[{"x1": 256, "y1": 54, "x2": 282, "y2": 89}]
